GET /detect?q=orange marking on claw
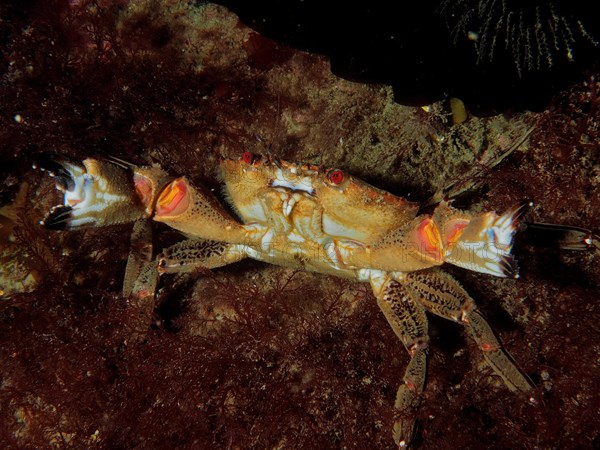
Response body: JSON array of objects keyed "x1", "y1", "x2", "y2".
[
  {"x1": 417, "y1": 218, "x2": 442, "y2": 261},
  {"x1": 66, "y1": 198, "x2": 82, "y2": 206},
  {"x1": 156, "y1": 178, "x2": 189, "y2": 217},
  {"x1": 444, "y1": 219, "x2": 469, "y2": 249},
  {"x1": 134, "y1": 174, "x2": 153, "y2": 207}
]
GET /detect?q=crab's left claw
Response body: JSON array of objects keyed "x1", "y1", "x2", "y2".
[{"x1": 440, "y1": 202, "x2": 531, "y2": 278}]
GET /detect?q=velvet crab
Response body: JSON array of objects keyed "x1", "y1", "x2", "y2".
[{"x1": 39, "y1": 152, "x2": 591, "y2": 447}]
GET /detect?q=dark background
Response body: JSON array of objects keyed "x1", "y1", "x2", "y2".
[{"x1": 214, "y1": 0, "x2": 599, "y2": 112}]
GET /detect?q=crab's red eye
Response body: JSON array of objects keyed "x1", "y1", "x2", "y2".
[
  {"x1": 328, "y1": 169, "x2": 344, "y2": 185},
  {"x1": 242, "y1": 151, "x2": 253, "y2": 164}
]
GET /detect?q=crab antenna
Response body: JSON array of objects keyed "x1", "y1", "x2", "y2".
[
  {"x1": 266, "y1": 151, "x2": 282, "y2": 169},
  {"x1": 106, "y1": 155, "x2": 135, "y2": 169},
  {"x1": 216, "y1": 148, "x2": 227, "y2": 162},
  {"x1": 272, "y1": 155, "x2": 283, "y2": 169}
]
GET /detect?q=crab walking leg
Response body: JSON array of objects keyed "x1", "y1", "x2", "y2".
[
  {"x1": 119, "y1": 224, "x2": 161, "y2": 339},
  {"x1": 370, "y1": 276, "x2": 429, "y2": 448},
  {"x1": 130, "y1": 262, "x2": 160, "y2": 306},
  {"x1": 129, "y1": 239, "x2": 247, "y2": 306},
  {"x1": 123, "y1": 219, "x2": 154, "y2": 297},
  {"x1": 406, "y1": 270, "x2": 532, "y2": 392},
  {"x1": 158, "y1": 239, "x2": 247, "y2": 273},
  {"x1": 127, "y1": 240, "x2": 247, "y2": 332}
]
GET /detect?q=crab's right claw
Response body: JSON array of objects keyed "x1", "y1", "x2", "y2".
[
  {"x1": 37, "y1": 156, "x2": 169, "y2": 230},
  {"x1": 35, "y1": 155, "x2": 89, "y2": 229},
  {"x1": 153, "y1": 177, "x2": 248, "y2": 244},
  {"x1": 34, "y1": 154, "x2": 79, "y2": 192}
]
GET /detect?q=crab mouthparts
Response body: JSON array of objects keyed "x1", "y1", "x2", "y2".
[
  {"x1": 271, "y1": 178, "x2": 314, "y2": 218},
  {"x1": 268, "y1": 170, "x2": 316, "y2": 218},
  {"x1": 270, "y1": 168, "x2": 315, "y2": 196},
  {"x1": 271, "y1": 179, "x2": 314, "y2": 195}
]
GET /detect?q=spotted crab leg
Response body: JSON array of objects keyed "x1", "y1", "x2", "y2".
[
  {"x1": 158, "y1": 239, "x2": 247, "y2": 273},
  {"x1": 405, "y1": 270, "x2": 532, "y2": 392},
  {"x1": 123, "y1": 219, "x2": 154, "y2": 298},
  {"x1": 128, "y1": 239, "x2": 247, "y2": 304},
  {"x1": 370, "y1": 276, "x2": 429, "y2": 448}
]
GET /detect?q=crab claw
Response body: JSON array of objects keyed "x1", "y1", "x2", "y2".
[
  {"x1": 153, "y1": 177, "x2": 248, "y2": 244},
  {"x1": 128, "y1": 164, "x2": 172, "y2": 218},
  {"x1": 42, "y1": 204, "x2": 76, "y2": 230},
  {"x1": 33, "y1": 154, "x2": 79, "y2": 192},
  {"x1": 444, "y1": 202, "x2": 531, "y2": 278},
  {"x1": 38, "y1": 157, "x2": 149, "y2": 229}
]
